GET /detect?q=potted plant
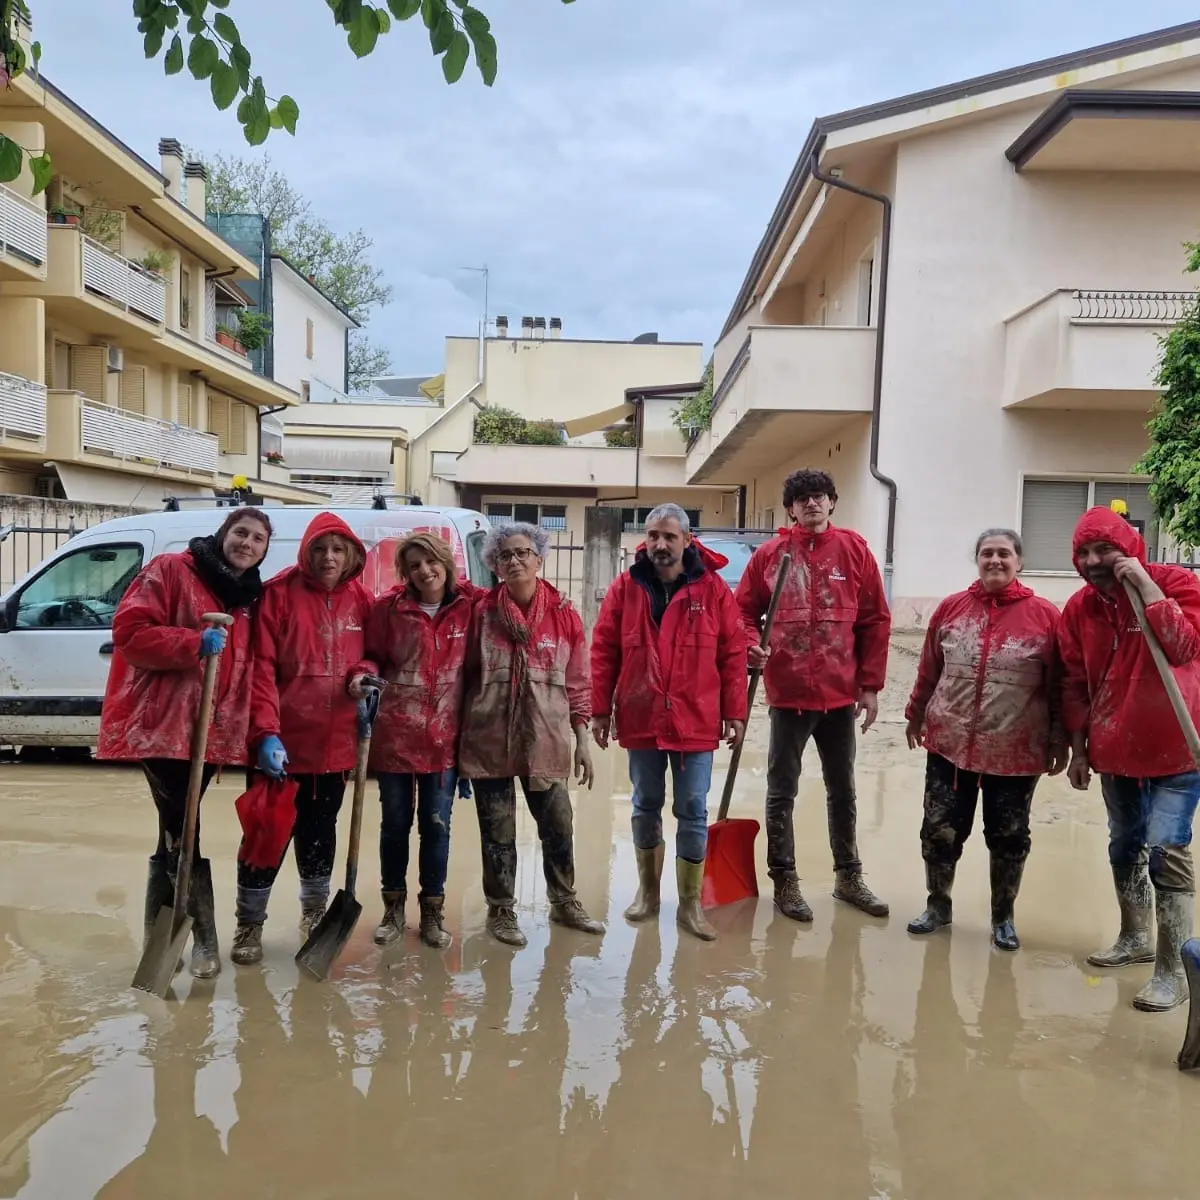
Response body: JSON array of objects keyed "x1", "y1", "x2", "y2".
[
  {"x1": 264, "y1": 449, "x2": 286, "y2": 465},
  {"x1": 48, "y1": 204, "x2": 82, "y2": 227},
  {"x1": 138, "y1": 249, "x2": 173, "y2": 277},
  {"x1": 233, "y1": 309, "x2": 272, "y2": 352},
  {"x1": 215, "y1": 322, "x2": 246, "y2": 356}
]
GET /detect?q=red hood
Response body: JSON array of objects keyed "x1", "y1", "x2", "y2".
[
  {"x1": 1072, "y1": 506, "x2": 1145, "y2": 583},
  {"x1": 298, "y1": 512, "x2": 367, "y2": 583},
  {"x1": 633, "y1": 537, "x2": 730, "y2": 573}
]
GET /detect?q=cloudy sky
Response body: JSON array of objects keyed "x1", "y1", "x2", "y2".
[{"x1": 28, "y1": 1, "x2": 1200, "y2": 373}]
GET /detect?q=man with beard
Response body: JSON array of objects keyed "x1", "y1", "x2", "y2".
[
  {"x1": 1060, "y1": 504, "x2": 1200, "y2": 1011},
  {"x1": 591, "y1": 503, "x2": 747, "y2": 941}
]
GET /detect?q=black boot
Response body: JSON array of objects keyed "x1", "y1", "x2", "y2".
[
  {"x1": 143, "y1": 855, "x2": 174, "y2": 951},
  {"x1": 907, "y1": 862, "x2": 954, "y2": 935},
  {"x1": 188, "y1": 858, "x2": 221, "y2": 980},
  {"x1": 990, "y1": 855, "x2": 1025, "y2": 952},
  {"x1": 1178, "y1": 937, "x2": 1200, "y2": 1069}
]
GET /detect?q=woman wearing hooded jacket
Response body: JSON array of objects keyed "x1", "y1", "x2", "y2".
[
  {"x1": 99, "y1": 506, "x2": 273, "y2": 979},
  {"x1": 232, "y1": 512, "x2": 377, "y2": 965},
  {"x1": 903, "y1": 528, "x2": 1066, "y2": 951}
]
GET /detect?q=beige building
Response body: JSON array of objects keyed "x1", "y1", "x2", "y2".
[{"x1": 698, "y1": 19, "x2": 1200, "y2": 626}]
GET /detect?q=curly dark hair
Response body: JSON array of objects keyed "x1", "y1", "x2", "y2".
[{"x1": 782, "y1": 468, "x2": 838, "y2": 509}]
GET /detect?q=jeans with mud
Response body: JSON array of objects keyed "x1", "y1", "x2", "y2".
[
  {"x1": 628, "y1": 749, "x2": 713, "y2": 864},
  {"x1": 143, "y1": 757, "x2": 218, "y2": 871},
  {"x1": 919, "y1": 752, "x2": 1036, "y2": 867},
  {"x1": 237, "y1": 772, "x2": 348, "y2": 889},
  {"x1": 765, "y1": 706, "x2": 860, "y2": 877},
  {"x1": 472, "y1": 777, "x2": 577, "y2": 907},
  {"x1": 378, "y1": 769, "x2": 456, "y2": 897},
  {"x1": 1101, "y1": 771, "x2": 1199, "y2": 892}
]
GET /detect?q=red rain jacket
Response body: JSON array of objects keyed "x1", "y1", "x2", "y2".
[
  {"x1": 734, "y1": 524, "x2": 890, "y2": 712},
  {"x1": 247, "y1": 513, "x2": 376, "y2": 775},
  {"x1": 590, "y1": 540, "x2": 748, "y2": 752},
  {"x1": 905, "y1": 579, "x2": 1063, "y2": 776},
  {"x1": 98, "y1": 550, "x2": 254, "y2": 764},
  {"x1": 1059, "y1": 506, "x2": 1200, "y2": 778},
  {"x1": 365, "y1": 584, "x2": 474, "y2": 775}
]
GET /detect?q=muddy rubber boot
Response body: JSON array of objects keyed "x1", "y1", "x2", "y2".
[
  {"x1": 231, "y1": 885, "x2": 270, "y2": 965},
  {"x1": 624, "y1": 844, "x2": 665, "y2": 922},
  {"x1": 486, "y1": 905, "x2": 528, "y2": 947},
  {"x1": 907, "y1": 862, "x2": 954, "y2": 935},
  {"x1": 1178, "y1": 938, "x2": 1200, "y2": 1069},
  {"x1": 990, "y1": 855, "x2": 1025, "y2": 952},
  {"x1": 833, "y1": 868, "x2": 889, "y2": 918},
  {"x1": 188, "y1": 858, "x2": 221, "y2": 980},
  {"x1": 675, "y1": 858, "x2": 716, "y2": 942},
  {"x1": 1133, "y1": 889, "x2": 1193, "y2": 1013},
  {"x1": 298, "y1": 875, "x2": 330, "y2": 942},
  {"x1": 418, "y1": 895, "x2": 452, "y2": 950},
  {"x1": 143, "y1": 856, "x2": 174, "y2": 951},
  {"x1": 550, "y1": 898, "x2": 606, "y2": 935},
  {"x1": 773, "y1": 872, "x2": 814, "y2": 923},
  {"x1": 1087, "y1": 864, "x2": 1156, "y2": 968},
  {"x1": 373, "y1": 889, "x2": 406, "y2": 946}
]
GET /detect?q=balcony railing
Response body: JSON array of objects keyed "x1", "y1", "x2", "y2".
[
  {"x1": 1072, "y1": 290, "x2": 1193, "y2": 322},
  {"x1": 81, "y1": 236, "x2": 166, "y2": 323},
  {"x1": 80, "y1": 399, "x2": 218, "y2": 474},
  {"x1": 0, "y1": 371, "x2": 47, "y2": 440},
  {"x1": 0, "y1": 183, "x2": 46, "y2": 266}
]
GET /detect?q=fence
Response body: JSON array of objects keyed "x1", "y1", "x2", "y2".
[
  {"x1": 0, "y1": 497, "x2": 132, "y2": 593},
  {"x1": 542, "y1": 529, "x2": 586, "y2": 609}
]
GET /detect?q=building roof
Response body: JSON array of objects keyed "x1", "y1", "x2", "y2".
[
  {"x1": 270, "y1": 254, "x2": 361, "y2": 328},
  {"x1": 372, "y1": 375, "x2": 438, "y2": 398}
]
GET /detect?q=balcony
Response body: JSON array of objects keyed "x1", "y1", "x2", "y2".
[
  {"x1": 1001, "y1": 289, "x2": 1187, "y2": 410},
  {"x1": 686, "y1": 324, "x2": 875, "y2": 484},
  {"x1": 0, "y1": 183, "x2": 46, "y2": 280},
  {"x1": 0, "y1": 371, "x2": 47, "y2": 456},
  {"x1": 436, "y1": 442, "x2": 686, "y2": 490}
]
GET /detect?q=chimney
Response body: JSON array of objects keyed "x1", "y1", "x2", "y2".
[
  {"x1": 158, "y1": 138, "x2": 183, "y2": 200},
  {"x1": 495, "y1": 315, "x2": 509, "y2": 338},
  {"x1": 533, "y1": 316, "x2": 546, "y2": 340},
  {"x1": 521, "y1": 316, "x2": 534, "y2": 339},
  {"x1": 549, "y1": 316, "x2": 562, "y2": 339},
  {"x1": 183, "y1": 159, "x2": 207, "y2": 219}
]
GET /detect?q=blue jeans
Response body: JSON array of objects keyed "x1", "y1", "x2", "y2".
[
  {"x1": 1101, "y1": 771, "x2": 1199, "y2": 892},
  {"x1": 628, "y1": 750, "x2": 713, "y2": 864},
  {"x1": 378, "y1": 770, "x2": 456, "y2": 897}
]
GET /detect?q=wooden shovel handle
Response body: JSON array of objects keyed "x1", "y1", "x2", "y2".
[{"x1": 343, "y1": 689, "x2": 379, "y2": 898}]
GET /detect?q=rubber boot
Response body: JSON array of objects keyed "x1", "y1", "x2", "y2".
[
  {"x1": 486, "y1": 905, "x2": 527, "y2": 947},
  {"x1": 143, "y1": 855, "x2": 174, "y2": 951},
  {"x1": 550, "y1": 898, "x2": 605, "y2": 934},
  {"x1": 298, "y1": 875, "x2": 330, "y2": 942},
  {"x1": 1178, "y1": 938, "x2": 1200, "y2": 1069},
  {"x1": 833, "y1": 868, "x2": 889, "y2": 917},
  {"x1": 1133, "y1": 889, "x2": 1193, "y2": 1012},
  {"x1": 990, "y1": 855, "x2": 1025, "y2": 952},
  {"x1": 675, "y1": 858, "x2": 716, "y2": 942},
  {"x1": 624, "y1": 844, "x2": 665, "y2": 922},
  {"x1": 418, "y1": 895, "x2": 452, "y2": 949},
  {"x1": 374, "y1": 888, "x2": 406, "y2": 946},
  {"x1": 188, "y1": 858, "x2": 221, "y2": 980},
  {"x1": 231, "y1": 885, "x2": 271, "y2": 965},
  {"x1": 1087, "y1": 864, "x2": 1156, "y2": 968},
  {"x1": 773, "y1": 872, "x2": 813, "y2": 923},
  {"x1": 907, "y1": 862, "x2": 954, "y2": 935}
]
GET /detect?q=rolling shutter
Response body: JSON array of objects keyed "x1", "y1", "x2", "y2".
[
  {"x1": 1020, "y1": 480, "x2": 1088, "y2": 571},
  {"x1": 119, "y1": 365, "x2": 147, "y2": 414},
  {"x1": 68, "y1": 345, "x2": 106, "y2": 404},
  {"x1": 178, "y1": 383, "x2": 193, "y2": 427},
  {"x1": 206, "y1": 393, "x2": 249, "y2": 454}
]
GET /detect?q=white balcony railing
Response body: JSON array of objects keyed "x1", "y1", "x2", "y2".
[
  {"x1": 0, "y1": 371, "x2": 48, "y2": 440},
  {"x1": 80, "y1": 399, "x2": 218, "y2": 474},
  {"x1": 81, "y1": 236, "x2": 167, "y2": 323},
  {"x1": 0, "y1": 183, "x2": 46, "y2": 266}
]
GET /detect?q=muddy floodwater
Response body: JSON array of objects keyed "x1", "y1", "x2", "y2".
[{"x1": 4, "y1": 648, "x2": 1200, "y2": 1198}]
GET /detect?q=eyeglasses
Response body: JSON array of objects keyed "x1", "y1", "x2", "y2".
[{"x1": 497, "y1": 547, "x2": 537, "y2": 564}]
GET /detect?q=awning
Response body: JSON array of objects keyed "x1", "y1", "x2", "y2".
[
  {"x1": 53, "y1": 464, "x2": 214, "y2": 507},
  {"x1": 284, "y1": 434, "x2": 394, "y2": 473},
  {"x1": 419, "y1": 374, "x2": 445, "y2": 401},
  {"x1": 561, "y1": 403, "x2": 636, "y2": 438}
]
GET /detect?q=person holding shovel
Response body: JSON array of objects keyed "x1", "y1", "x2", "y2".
[
  {"x1": 99, "y1": 506, "x2": 274, "y2": 979},
  {"x1": 365, "y1": 531, "x2": 474, "y2": 950},
  {"x1": 590, "y1": 503, "x2": 747, "y2": 941},
  {"x1": 1060, "y1": 505, "x2": 1200, "y2": 1011},
  {"x1": 459, "y1": 522, "x2": 604, "y2": 947},
  {"x1": 734, "y1": 468, "x2": 891, "y2": 922},
  {"x1": 232, "y1": 513, "x2": 378, "y2": 966}
]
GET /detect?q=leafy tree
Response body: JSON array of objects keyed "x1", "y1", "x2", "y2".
[
  {"x1": 473, "y1": 407, "x2": 562, "y2": 446},
  {"x1": 671, "y1": 358, "x2": 714, "y2": 434},
  {"x1": 348, "y1": 336, "x2": 393, "y2": 393}
]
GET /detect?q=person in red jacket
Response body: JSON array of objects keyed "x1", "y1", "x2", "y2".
[
  {"x1": 734, "y1": 468, "x2": 891, "y2": 922},
  {"x1": 1059, "y1": 505, "x2": 1200, "y2": 1012},
  {"x1": 99, "y1": 506, "x2": 273, "y2": 979},
  {"x1": 365, "y1": 531, "x2": 473, "y2": 951},
  {"x1": 590, "y1": 504, "x2": 747, "y2": 941},
  {"x1": 459, "y1": 522, "x2": 603, "y2": 947},
  {"x1": 903, "y1": 528, "x2": 1066, "y2": 950},
  {"x1": 232, "y1": 512, "x2": 377, "y2": 965}
]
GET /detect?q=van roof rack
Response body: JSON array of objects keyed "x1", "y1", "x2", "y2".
[
  {"x1": 370, "y1": 493, "x2": 422, "y2": 509},
  {"x1": 162, "y1": 491, "x2": 265, "y2": 512}
]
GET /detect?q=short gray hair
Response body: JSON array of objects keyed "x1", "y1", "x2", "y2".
[
  {"x1": 483, "y1": 522, "x2": 550, "y2": 570},
  {"x1": 645, "y1": 503, "x2": 691, "y2": 533},
  {"x1": 975, "y1": 527, "x2": 1023, "y2": 557}
]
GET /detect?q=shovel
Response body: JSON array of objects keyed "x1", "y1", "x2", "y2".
[
  {"x1": 296, "y1": 686, "x2": 380, "y2": 981},
  {"x1": 702, "y1": 553, "x2": 791, "y2": 910},
  {"x1": 132, "y1": 612, "x2": 234, "y2": 997}
]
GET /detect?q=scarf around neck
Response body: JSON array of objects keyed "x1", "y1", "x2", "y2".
[
  {"x1": 188, "y1": 535, "x2": 264, "y2": 611},
  {"x1": 498, "y1": 578, "x2": 550, "y2": 765}
]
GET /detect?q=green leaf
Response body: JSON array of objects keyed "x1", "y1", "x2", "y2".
[
  {"x1": 0, "y1": 137, "x2": 23, "y2": 184},
  {"x1": 143, "y1": 28, "x2": 165, "y2": 58},
  {"x1": 471, "y1": 28, "x2": 497, "y2": 85},
  {"x1": 332, "y1": 0, "x2": 363, "y2": 23},
  {"x1": 461, "y1": 5, "x2": 489, "y2": 36},
  {"x1": 213, "y1": 13, "x2": 240, "y2": 43},
  {"x1": 209, "y1": 0, "x2": 230, "y2": 7},
  {"x1": 187, "y1": 35, "x2": 219, "y2": 79},
  {"x1": 28, "y1": 152, "x2": 53, "y2": 195},
  {"x1": 210, "y1": 61, "x2": 240, "y2": 109},
  {"x1": 376, "y1": 7, "x2": 392, "y2": 33},
  {"x1": 187, "y1": 14, "x2": 205, "y2": 32},
  {"x1": 430, "y1": 9, "x2": 454, "y2": 53},
  {"x1": 347, "y1": 7, "x2": 381, "y2": 56},
  {"x1": 244, "y1": 110, "x2": 271, "y2": 146},
  {"x1": 229, "y1": 42, "x2": 251, "y2": 88},
  {"x1": 276, "y1": 94, "x2": 300, "y2": 135},
  {"x1": 31, "y1": 41, "x2": 42, "y2": 67},
  {"x1": 442, "y1": 29, "x2": 469, "y2": 83},
  {"x1": 164, "y1": 33, "x2": 184, "y2": 74},
  {"x1": 421, "y1": 0, "x2": 439, "y2": 28},
  {"x1": 236, "y1": 93, "x2": 254, "y2": 123},
  {"x1": 387, "y1": 0, "x2": 421, "y2": 17},
  {"x1": 269, "y1": 107, "x2": 284, "y2": 130}
]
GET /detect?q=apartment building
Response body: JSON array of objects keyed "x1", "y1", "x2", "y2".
[{"x1": 699, "y1": 19, "x2": 1200, "y2": 626}]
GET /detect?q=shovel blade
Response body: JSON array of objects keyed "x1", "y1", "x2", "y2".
[
  {"x1": 295, "y1": 890, "x2": 362, "y2": 981},
  {"x1": 702, "y1": 818, "x2": 760, "y2": 909},
  {"x1": 132, "y1": 905, "x2": 193, "y2": 998}
]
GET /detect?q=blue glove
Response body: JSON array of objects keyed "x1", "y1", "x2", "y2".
[
  {"x1": 257, "y1": 735, "x2": 289, "y2": 779},
  {"x1": 199, "y1": 626, "x2": 228, "y2": 658}
]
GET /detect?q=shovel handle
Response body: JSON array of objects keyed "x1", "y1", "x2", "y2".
[
  {"x1": 717, "y1": 554, "x2": 791, "y2": 823},
  {"x1": 343, "y1": 690, "x2": 378, "y2": 898}
]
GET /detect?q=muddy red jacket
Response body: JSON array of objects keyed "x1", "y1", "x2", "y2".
[
  {"x1": 365, "y1": 584, "x2": 474, "y2": 775},
  {"x1": 591, "y1": 541, "x2": 747, "y2": 752},
  {"x1": 1059, "y1": 507, "x2": 1200, "y2": 777},
  {"x1": 458, "y1": 581, "x2": 590, "y2": 780},
  {"x1": 734, "y1": 524, "x2": 890, "y2": 712},
  {"x1": 905, "y1": 579, "x2": 1063, "y2": 776},
  {"x1": 247, "y1": 513, "x2": 376, "y2": 775},
  {"x1": 98, "y1": 550, "x2": 254, "y2": 764}
]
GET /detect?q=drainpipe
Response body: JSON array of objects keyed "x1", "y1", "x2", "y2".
[{"x1": 809, "y1": 150, "x2": 898, "y2": 604}]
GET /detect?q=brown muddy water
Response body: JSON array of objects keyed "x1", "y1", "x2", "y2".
[{"x1": 4, "y1": 672, "x2": 1200, "y2": 1198}]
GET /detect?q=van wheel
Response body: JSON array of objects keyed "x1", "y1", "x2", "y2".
[{"x1": 17, "y1": 746, "x2": 55, "y2": 763}]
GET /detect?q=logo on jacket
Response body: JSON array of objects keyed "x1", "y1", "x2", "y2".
[
  {"x1": 829, "y1": 567, "x2": 847, "y2": 582},
  {"x1": 537, "y1": 636, "x2": 557, "y2": 651}
]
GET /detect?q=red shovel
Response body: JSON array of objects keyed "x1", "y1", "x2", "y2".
[{"x1": 702, "y1": 553, "x2": 791, "y2": 909}]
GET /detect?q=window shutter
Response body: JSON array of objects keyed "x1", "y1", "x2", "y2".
[
  {"x1": 1021, "y1": 480, "x2": 1088, "y2": 570},
  {"x1": 207, "y1": 394, "x2": 231, "y2": 451},
  {"x1": 177, "y1": 383, "x2": 193, "y2": 427},
  {"x1": 229, "y1": 400, "x2": 248, "y2": 455},
  {"x1": 119, "y1": 365, "x2": 147, "y2": 415},
  {"x1": 306, "y1": 318, "x2": 314, "y2": 359},
  {"x1": 68, "y1": 345, "x2": 106, "y2": 404}
]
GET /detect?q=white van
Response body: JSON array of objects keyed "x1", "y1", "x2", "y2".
[{"x1": 0, "y1": 503, "x2": 494, "y2": 749}]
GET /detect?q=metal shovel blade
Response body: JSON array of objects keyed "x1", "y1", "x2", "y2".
[
  {"x1": 131, "y1": 905, "x2": 193, "y2": 998},
  {"x1": 295, "y1": 889, "x2": 362, "y2": 982},
  {"x1": 701, "y1": 818, "x2": 761, "y2": 909}
]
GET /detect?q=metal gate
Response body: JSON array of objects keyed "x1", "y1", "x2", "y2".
[
  {"x1": 542, "y1": 529, "x2": 586, "y2": 608},
  {"x1": 0, "y1": 498, "x2": 129, "y2": 592}
]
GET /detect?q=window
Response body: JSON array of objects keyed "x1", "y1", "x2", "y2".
[
  {"x1": 207, "y1": 393, "x2": 249, "y2": 454},
  {"x1": 466, "y1": 530, "x2": 497, "y2": 588},
  {"x1": 1021, "y1": 479, "x2": 1158, "y2": 571},
  {"x1": 14, "y1": 544, "x2": 144, "y2": 630},
  {"x1": 301, "y1": 380, "x2": 311, "y2": 403},
  {"x1": 621, "y1": 507, "x2": 701, "y2": 534},
  {"x1": 485, "y1": 503, "x2": 512, "y2": 520},
  {"x1": 857, "y1": 257, "x2": 875, "y2": 326},
  {"x1": 180, "y1": 268, "x2": 191, "y2": 330},
  {"x1": 540, "y1": 505, "x2": 567, "y2": 531},
  {"x1": 485, "y1": 501, "x2": 571, "y2": 531},
  {"x1": 306, "y1": 318, "x2": 314, "y2": 360}
]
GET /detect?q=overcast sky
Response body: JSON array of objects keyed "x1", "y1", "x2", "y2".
[{"x1": 29, "y1": 1, "x2": 1200, "y2": 373}]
